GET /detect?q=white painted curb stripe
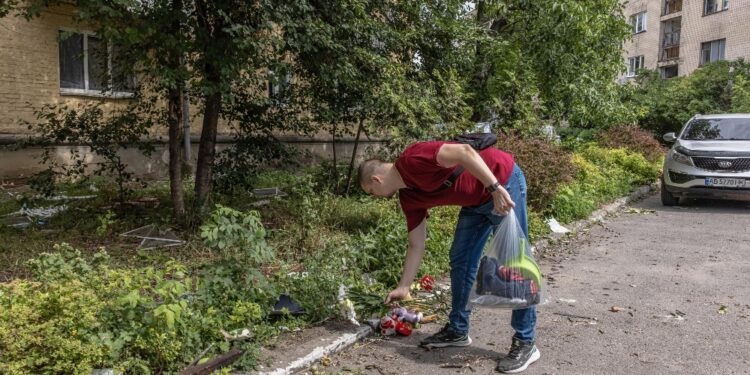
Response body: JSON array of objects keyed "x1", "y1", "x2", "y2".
[{"x1": 253, "y1": 325, "x2": 373, "y2": 375}]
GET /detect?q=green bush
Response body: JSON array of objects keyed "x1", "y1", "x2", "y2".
[
  {"x1": 631, "y1": 60, "x2": 750, "y2": 136},
  {"x1": 595, "y1": 125, "x2": 665, "y2": 163},
  {"x1": 550, "y1": 145, "x2": 660, "y2": 223},
  {"x1": 1, "y1": 243, "x2": 279, "y2": 374},
  {"x1": 200, "y1": 205, "x2": 274, "y2": 264},
  {"x1": 0, "y1": 279, "x2": 109, "y2": 374},
  {"x1": 495, "y1": 131, "x2": 575, "y2": 213}
]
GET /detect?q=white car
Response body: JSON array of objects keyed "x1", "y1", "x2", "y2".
[{"x1": 661, "y1": 114, "x2": 750, "y2": 206}]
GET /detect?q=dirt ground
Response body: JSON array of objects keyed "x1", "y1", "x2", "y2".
[{"x1": 307, "y1": 194, "x2": 750, "y2": 375}]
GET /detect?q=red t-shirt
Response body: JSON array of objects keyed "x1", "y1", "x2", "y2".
[{"x1": 395, "y1": 141, "x2": 515, "y2": 232}]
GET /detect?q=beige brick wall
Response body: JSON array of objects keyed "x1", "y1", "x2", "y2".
[
  {"x1": 0, "y1": 6, "x2": 115, "y2": 135},
  {"x1": 622, "y1": 0, "x2": 750, "y2": 79},
  {"x1": 0, "y1": 6, "x2": 233, "y2": 138},
  {"x1": 680, "y1": 0, "x2": 750, "y2": 74},
  {"x1": 622, "y1": 0, "x2": 663, "y2": 80}
]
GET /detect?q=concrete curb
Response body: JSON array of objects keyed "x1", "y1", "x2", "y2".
[
  {"x1": 252, "y1": 182, "x2": 659, "y2": 375},
  {"x1": 252, "y1": 325, "x2": 373, "y2": 375},
  {"x1": 532, "y1": 182, "x2": 659, "y2": 258}
]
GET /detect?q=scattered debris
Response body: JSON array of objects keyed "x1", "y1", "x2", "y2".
[
  {"x1": 624, "y1": 207, "x2": 656, "y2": 215},
  {"x1": 558, "y1": 298, "x2": 577, "y2": 304},
  {"x1": 253, "y1": 187, "x2": 286, "y2": 197},
  {"x1": 4, "y1": 204, "x2": 69, "y2": 228},
  {"x1": 546, "y1": 217, "x2": 570, "y2": 234},
  {"x1": 610, "y1": 306, "x2": 624, "y2": 313},
  {"x1": 552, "y1": 312, "x2": 598, "y2": 324},
  {"x1": 719, "y1": 305, "x2": 728, "y2": 315},
  {"x1": 127, "y1": 197, "x2": 160, "y2": 208},
  {"x1": 221, "y1": 328, "x2": 253, "y2": 341},
  {"x1": 45, "y1": 194, "x2": 96, "y2": 201},
  {"x1": 178, "y1": 348, "x2": 244, "y2": 375},
  {"x1": 91, "y1": 369, "x2": 122, "y2": 375},
  {"x1": 338, "y1": 285, "x2": 359, "y2": 326},
  {"x1": 361, "y1": 273, "x2": 375, "y2": 286},
  {"x1": 120, "y1": 224, "x2": 184, "y2": 250},
  {"x1": 251, "y1": 199, "x2": 271, "y2": 207},
  {"x1": 270, "y1": 294, "x2": 305, "y2": 320},
  {"x1": 439, "y1": 363, "x2": 475, "y2": 372},
  {"x1": 188, "y1": 343, "x2": 215, "y2": 367},
  {"x1": 22, "y1": 204, "x2": 69, "y2": 218},
  {"x1": 319, "y1": 356, "x2": 332, "y2": 367}
]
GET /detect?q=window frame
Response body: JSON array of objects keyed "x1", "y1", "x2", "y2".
[
  {"x1": 631, "y1": 11, "x2": 647, "y2": 34},
  {"x1": 627, "y1": 55, "x2": 645, "y2": 78},
  {"x1": 704, "y1": 0, "x2": 729, "y2": 16},
  {"x1": 58, "y1": 29, "x2": 135, "y2": 98},
  {"x1": 661, "y1": 65, "x2": 679, "y2": 79},
  {"x1": 699, "y1": 38, "x2": 726, "y2": 66}
]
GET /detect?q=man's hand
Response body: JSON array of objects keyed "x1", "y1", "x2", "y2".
[
  {"x1": 384, "y1": 286, "x2": 411, "y2": 304},
  {"x1": 492, "y1": 186, "x2": 515, "y2": 215}
]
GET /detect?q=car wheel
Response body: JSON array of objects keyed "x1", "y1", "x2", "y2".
[{"x1": 660, "y1": 177, "x2": 679, "y2": 206}]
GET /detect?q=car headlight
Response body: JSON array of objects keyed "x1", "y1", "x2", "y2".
[{"x1": 670, "y1": 148, "x2": 693, "y2": 166}]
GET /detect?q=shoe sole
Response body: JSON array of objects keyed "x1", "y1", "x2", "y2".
[
  {"x1": 497, "y1": 347, "x2": 540, "y2": 374},
  {"x1": 420, "y1": 336, "x2": 472, "y2": 348}
]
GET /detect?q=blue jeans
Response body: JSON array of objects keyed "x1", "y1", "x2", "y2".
[{"x1": 447, "y1": 164, "x2": 537, "y2": 343}]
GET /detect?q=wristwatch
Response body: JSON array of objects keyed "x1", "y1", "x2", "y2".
[{"x1": 485, "y1": 181, "x2": 501, "y2": 193}]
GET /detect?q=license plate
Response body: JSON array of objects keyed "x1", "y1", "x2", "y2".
[{"x1": 704, "y1": 177, "x2": 747, "y2": 187}]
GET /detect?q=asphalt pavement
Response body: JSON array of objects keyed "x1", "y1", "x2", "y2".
[{"x1": 319, "y1": 194, "x2": 750, "y2": 375}]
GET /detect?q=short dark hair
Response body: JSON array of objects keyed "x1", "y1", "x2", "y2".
[{"x1": 358, "y1": 159, "x2": 384, "y2": 187}]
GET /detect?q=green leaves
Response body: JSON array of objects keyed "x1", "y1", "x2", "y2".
[{"x1": 200, "y1": 205, "x2": 275, "y2": 264}]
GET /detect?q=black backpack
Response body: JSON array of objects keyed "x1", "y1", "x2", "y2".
[{"x1": 430, "y1": 132, "x2": 497, "y2": 193}]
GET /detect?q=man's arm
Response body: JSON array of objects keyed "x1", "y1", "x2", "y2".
[
  {"x1": 436, "y1": 143, "x2": 515, "y2": 214},
  {"x1": 384, "y1": 218, "x2": 427, "y2": 304}
]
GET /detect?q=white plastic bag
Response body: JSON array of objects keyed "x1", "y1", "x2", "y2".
[{"x1": 468, "y1": 208, "x2": 544, "y2": 309}]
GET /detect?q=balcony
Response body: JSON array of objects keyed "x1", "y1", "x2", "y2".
[
  {"x1": 664, "y1": 0, "x2": 682, "y2": 15},
  {"x1": 663, "y1": 45, "x2": 680, "y2": 60}
]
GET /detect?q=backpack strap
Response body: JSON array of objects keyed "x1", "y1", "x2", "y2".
[{"x1": 430, "y1": 166, "x2": 464, "y2": 193}]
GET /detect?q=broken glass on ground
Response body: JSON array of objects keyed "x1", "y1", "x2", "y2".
[{"x1": 120, "y1": 224, "x2": 184, "y2": 250}]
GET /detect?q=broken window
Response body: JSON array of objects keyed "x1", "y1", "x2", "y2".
[
  {"x1": 661, "y1": 18, "x2": 681, "y2": 61},
  {"x1": 661, "y1": 65, "x2": 678, "y2": 79}
]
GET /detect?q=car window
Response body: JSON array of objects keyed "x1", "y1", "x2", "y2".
[{"x1": 682, "y1": 118, "x2": 750, "y2": 140}]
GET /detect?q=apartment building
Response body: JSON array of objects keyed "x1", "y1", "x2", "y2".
[
  {"x1": 0, "y1": 6, "x2": 369, "y2": 179},
  {"x1": 622, "y1": 0, "x2": 750, "y2": 80}
]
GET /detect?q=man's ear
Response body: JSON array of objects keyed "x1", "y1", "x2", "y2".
[{"x1": 370, "y1": 175, "x2": 383, "y2": 184}]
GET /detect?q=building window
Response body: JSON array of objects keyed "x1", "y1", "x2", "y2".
[
  {"x1": 704, "y1": 0, "x2": 729, "y2": 15},
  {"x1": 627, "y1": 55, "x2": 645, "y2": 77},
  {"x1": 267, "y1": 69, "x2": 292, "y2": 101},
  {"x1": 664, "y1": 0, "x2": 683, "y2": 15},
  {"x1": 631, "y1": 12, "x2": 647, "y2": 34},
  {"x1": 58, "y1": 31, "x2": 135, "y2": 96},
  {"x1": 661, "y1": 65, "x2": 679, "y2": 79},
  {"x1": 700, "y1": 39, "x2": 726, "y2": 65}
]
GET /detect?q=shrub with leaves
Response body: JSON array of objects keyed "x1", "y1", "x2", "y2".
[
  {"x1": 201, "y1": 205, "x2": 274, "y2": 264},
  {"x1": 1, "y1": 243, "x2": 279, "y2": 374},
  {"x1": 495, "y1": 131, "x2": 575, "y2": 213},
  {"x1": 595, "y1": 125, "x2": 665, "y2": 163},
  {"x1": 550, "y1": 145, "x2": 660, "y2": 223}
]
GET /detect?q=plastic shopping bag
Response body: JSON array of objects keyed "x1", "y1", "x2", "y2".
[{"x1": 468, "y1": 208, "x2": 544, "y2": 309}]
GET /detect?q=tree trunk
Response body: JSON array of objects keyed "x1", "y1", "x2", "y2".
[
  {"x1": 344, "y1": 118, "x2": 363, "y2": 196},
  {"x1": 194, "y1": 90, "x2": 220, "y2": 214},
  {"x1": 471, "y1": 0, "x2": 488, "y2": 122},
  {"x1": 331, "y1": 123, "x2": 338, "y2": 192},
  {"x1": 194, "y1": 0, "x2": 223, "y2": 216},
  {"x1": 167, "y1": 0, "x2": 185, "y2": 222},
  {"x1": 168, "y1": 86, "x2": 186, "y2": 221}
]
